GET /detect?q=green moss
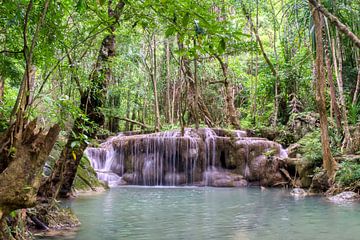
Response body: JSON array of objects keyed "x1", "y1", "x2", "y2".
[{"x1": 73, "y1": 156, "x2": 106, "y2": 191}]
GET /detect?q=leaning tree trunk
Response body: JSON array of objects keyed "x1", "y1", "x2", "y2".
[
  {"x1": 334, "y1": 31, "x2": 352, "y2": 152},
  {"x1": 151, "y1": 34, "x2": 161, "y2": 131},
  {"x1": 353, "y1": 66, "x2": 360, "y2": 105},
  {"x1": 241, "y1": 4, "x2": 280, "y2": 127},
  {"x1": 311, "y1": 4, "x2": 337, "y2": 178},
  {"x1": 215, "y1": 55, "x2": 240, "y2": 129},
  {"x1": 323, "y1": 26, "x2": 342, "y2": 130},
  {"x1": 38, "y1": 34, "x2": 117, "y2": 200},
  {"x1": 38, "y1": 1, "x2": 125, "y2": 200},
  {"x1": 308, "y1": 0, "x2": 360, "y2": 48}
]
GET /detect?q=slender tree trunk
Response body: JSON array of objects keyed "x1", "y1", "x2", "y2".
[
  {"x1": 0, "y1": 76, "x2": 4, "y2": 103},
  {"x1": 308, "y1": 0, "x2": 360, "y2": 48},
  {"x1": 241, "y1": 4, "x2": 280, "y2": 127},
  {"x1": 323, "y1": 27, "x2": 342, "y2": 130},
  {"x1": 353, "y1": 65, "x2": 360, "y2": 105},
  {"x1": 165, "y1": 39, "x2": 172, "y2": 124},
  {"x1": 125, "y1": 89, "x2": 131, "y2": 131},
  {"x1": 151, "y1": 34, "x2": 161, "y2": 131},
  {"x1": 193, "y1": 38, "x2": 200, "y2": 129},
  {"x1": 335, "y1": 30, "x2": 352, "y2": 152},
  {"x1": 215, "y1": 55, "x2": 240, "y2": 128},
  {"x1": 312, "y1": 4, "x2": 337, "y2": 178}
]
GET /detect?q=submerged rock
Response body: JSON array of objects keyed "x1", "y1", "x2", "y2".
[
  {"x1": 203, "y1": 168, "x2": 247, "y2": 187},
  {"x1": 290, "y1": 188, "x2": 308, "y2": 197},
  {"x1": 328, "y1": 191, "x2": 359, "y2": 203}
]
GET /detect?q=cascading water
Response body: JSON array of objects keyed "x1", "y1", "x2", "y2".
[{"x1": 85, "y1": 128, "x2": 288, "y2": 187}]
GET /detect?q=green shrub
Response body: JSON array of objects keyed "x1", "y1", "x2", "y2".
[
  {"x1": 298, "y1": 130, "x2": 322, "y2": 165},
  {"x1": 336, "y1": 161, "x2": 360, "y2": 186}
]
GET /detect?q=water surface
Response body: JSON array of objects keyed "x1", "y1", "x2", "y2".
[{"x1": 40, "y1": 187, "x2": 360, "y2": 240}]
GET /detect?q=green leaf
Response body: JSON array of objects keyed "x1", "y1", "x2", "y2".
[
  {"x1": 218, "y1": 38, "x2": 226, "y2": 54},
  {"x1": 165, "y1": 27, "x2": 176, "y2": 37},
  {"x1": 182, "y1": 12, "x2": 190, "y2": 27},
  {"x1": 71, "y1": 141, "x2": 80, "y2": 149},
  {"x1": 99, "y1": 0, "x2": 106, "y2": 6},
  {"x1": 76, "y1": 0, "x2": 86, "y2": 13}
]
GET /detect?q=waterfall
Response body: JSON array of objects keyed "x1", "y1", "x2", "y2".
[{"x1": 85, "y1": 128, "x2": 288, "y2": 187}]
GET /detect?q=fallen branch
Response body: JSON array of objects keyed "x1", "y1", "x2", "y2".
[{"x1": 119, "y1": 118, "x2": 151, "y2": 129}]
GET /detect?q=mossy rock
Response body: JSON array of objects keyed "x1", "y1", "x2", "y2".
[{"x1": 73, "y1": 156, "x2": 107, "y2": 192}]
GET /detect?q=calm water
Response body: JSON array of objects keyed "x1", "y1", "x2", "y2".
[{"x1": 39, "y1": 187, "x2": 360, "y2": 240}]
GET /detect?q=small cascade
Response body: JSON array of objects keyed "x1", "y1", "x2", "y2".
[
  {"x1": 85, "y1": 128, "x2": 289, "y2": 187},
  {"x1": 203, "y1": 128, "x2": 217, "y2": 185}
]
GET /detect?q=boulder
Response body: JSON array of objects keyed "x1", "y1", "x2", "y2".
[
  {"x1": 290, "y1": 188, "x2": 308, "y2": 197},
  {"x1": 328, "y1": 191, "x2": 359, "y2": 203}
]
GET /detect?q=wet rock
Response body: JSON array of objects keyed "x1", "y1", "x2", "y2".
[
  {"x1": 290, "y1": 188, "x2": 307, "y2": 197},
  {"x1": 328, "y1": 191, "x2": 359, "y2": 203},
  {"x1": 203, "y1": 169, "x2": 247, "y2": 187}
]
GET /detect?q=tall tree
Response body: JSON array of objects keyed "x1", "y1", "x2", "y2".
[
  {"x1": 311, "y1": 2, "x2": 337, "y2": 178},
  {"x1": 38, "y1": 0, "x2": 126, "y2": 200}
]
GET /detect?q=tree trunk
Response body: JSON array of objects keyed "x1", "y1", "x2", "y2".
[
  {"x1": 0, "y1": 0, "x2": 59, "y2": 224},
  {"x1": 0, "y1": 76, "x2": 4, "y2": 103},
  {"x1": 177, "y1": 38, "x2": 213, "y2": 127},
  {"x1": 241, "y1": 4, "x2": 280, "y2": 127},
  {"x1": 335, "y1": 31, "x2": 352, "y2": 152},
  {"x1": 215, "y1": 55, "x2": 240, "y2": 128},
  {"x1": 165, "y1": 39, "x2": 172, "y2": 124},
  {"x1": 193, "y1": 38, "x2": 200, "y2": 129},
  {"x1": 308, "y1": 0, "x2": 360, "y2": 48},
  {"x1": 0, "y1": 121, "x2": 60, "y2": 216},
  {"x1": 352, "y1": 65, "x2": 360, "y2": 105},
  {"x1": 151, "y1": 34, "x2": 161, "y2": 131},
  {"x1": 38, "y1": 1, "x2": 125, "y2": 200},
  {"x1": 311, "y1": 4, "x2": 337, "y2": 178},
  {"x1": 323, "y1": 27, "x2": 342, "y2": 130}
]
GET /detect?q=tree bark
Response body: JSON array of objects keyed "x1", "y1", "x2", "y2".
[
  {"x1": 323, "y1": 26, "x2": 342, "y2": 130},
  {"x1": 215, "y1": 55, "x2": 240, "y2": 128},
  {"x1": 0, "y1": 76, "x2": 4, "y2": 103},
  {"x1": 151, "y1": 34, "x2": 161, "y2": 131},
  {"x1": 165, "y1": 39, "x2": 172, "y2": 124},
  {"x1": 311, "y1": 4, "x2": 337, "y2": 178},
  {"x1": 177, "y1": 37, "x2": 213, "y2": 127},
  {"x1": 193, "y1": 38, "x2": 200, "y2": 129},
  {"x1": 0, "y1": 122, "x2": 60, "y2": 215},
  {"x1": 335, "y1": 30, "x2": 352, "y2": 152},
  {"x1": 308, "y1": 0, "x2": 360, "y2": 48},
  {"x1": 353, "y1": 66, "x2": 360, "y2": 105}
]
